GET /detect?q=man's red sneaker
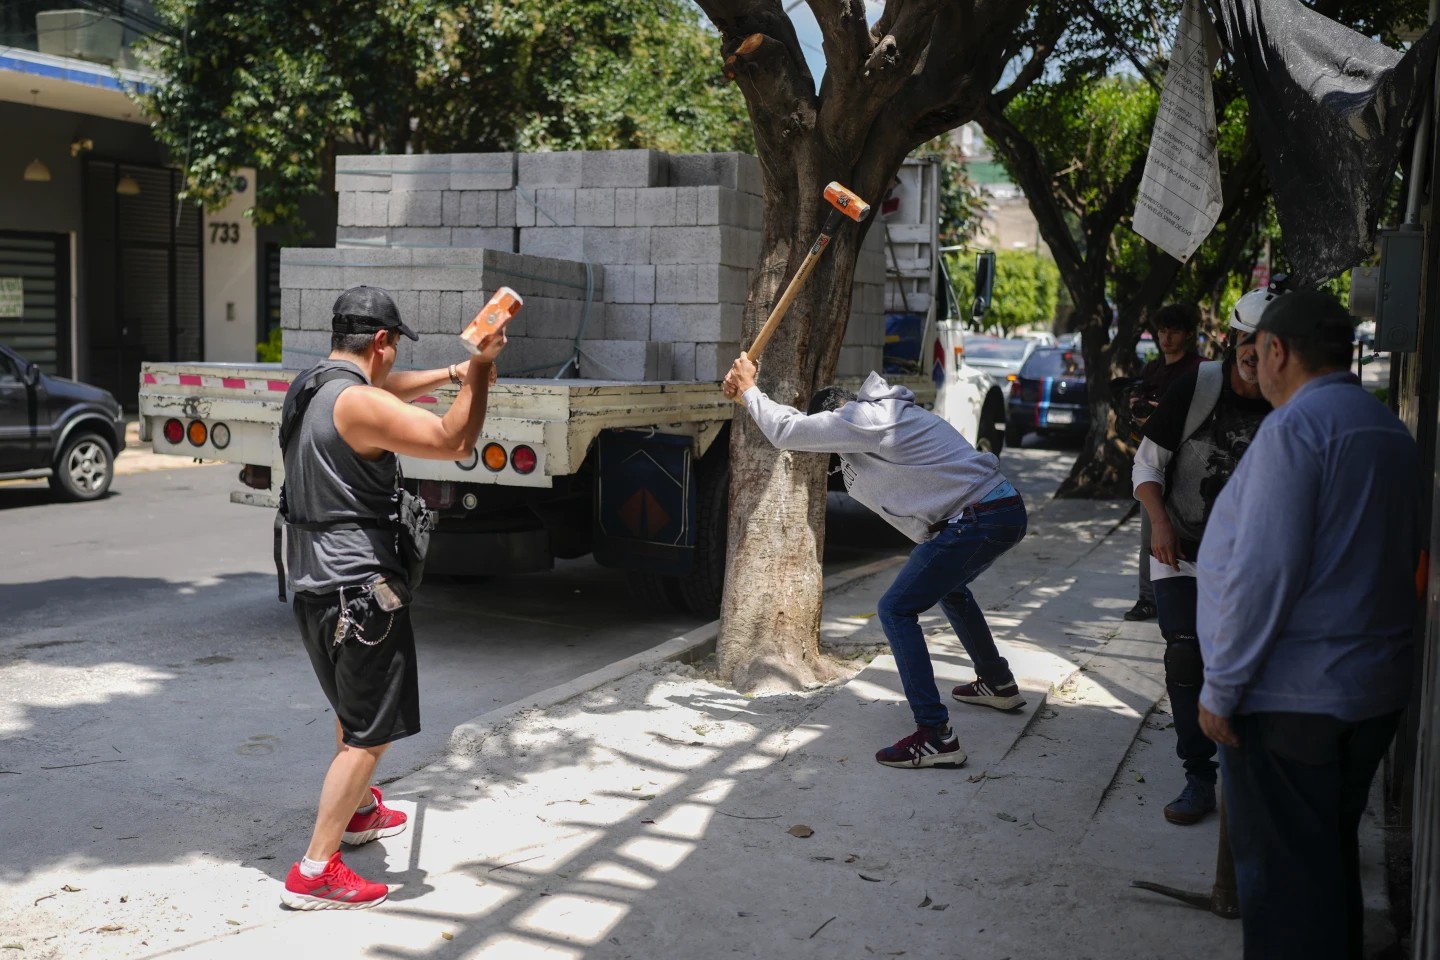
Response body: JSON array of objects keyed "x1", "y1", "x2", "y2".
[
  {"x1": 343, "y1": 786, "x2": 408, "y2": 845},
  {"x1": 875, "y1": 725, "x2": 967, "y2": 769},
  {"x1": 281, "y1": 852, "x2": 388, "y2": 910}
]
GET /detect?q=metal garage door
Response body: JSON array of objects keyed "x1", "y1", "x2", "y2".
[{"x1": 0, "y1": 231, "x2": 70, "y2": 377}]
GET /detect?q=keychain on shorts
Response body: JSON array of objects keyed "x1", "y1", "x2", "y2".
[{"x1": 332, "y1": 585, "x2": 393, "y2": 647}]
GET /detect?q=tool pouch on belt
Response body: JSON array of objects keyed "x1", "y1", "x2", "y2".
[{"x1": 386, "y1": 476, "x2": 433, "y2": 592}]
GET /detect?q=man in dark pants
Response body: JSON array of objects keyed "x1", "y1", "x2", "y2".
[
  {"x1": 724, "y1": 353, "x2": 1027, "y2": 770},
  {"x1": 1197, "y1": 290, "x2": 1420, "y2": 958},
  {"x1": 1131, "y1": 292, "x2": 1271, "y2": 825},
  {"x1": 279, "y1": 286, "x2": 507, "y2": 910},
  {"x1": 1124, "y1": 303, "x2": 1205, "y2": 622}
]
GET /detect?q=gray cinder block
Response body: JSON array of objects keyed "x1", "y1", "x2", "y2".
[
  {"x1": 674, "y1": 187, "x2": 698, "y2": 226},
  {"x1": 519, "y1": 151, "x2": 583, "y2": 188},
  {"x1": 391, "y1": 154, "x2": 451, "y2": 192},
  {"x1": 654, "y1": 341, "x2": 674, "y2": 381},
  {"x1": 497, "y1": 192, "x2": 518, "y2": 228},
  {"x1": 334, "y1": 154, "x2": 395, "y2": 193},
  {"x1": 604, "y1": 265, "x2": 633, "y2": 304},
  {"x1": 442, "y1": 191, "x2": 467, "y2": 226},
  {"x1": 576, "y1": 189, "x2": 616, "y2": 227},
  {"x1": 582, "y1": 227, "x2": 651, "y2": 265},
  {"x1": 581, "y1": 149, "x2": 667, "y2": 188},
  {"x1": 451, "y1": 228, "x2": 515, "y2": 252},
  {"x1": 605, "y1": 303, "x2": 651, "y2": 340},
  {"x1": 651, "y1": 226, "x2": 759, "y2": 269},
  {"x1": 520, "y1": 227, "x2": 585, "y2": 261},
  {"x1": 282, "y1": 330, "x2": 334, "y2": 370},
  {"x1": 614, "y1": 188, "x2": 637, "y2": 227},
  {"x1": 656, "y1": 264, "x2": 700, "y2": 304},
  {"x1": 335, "y1": 227, "x2": 390, "y2": 247},
  {"x1": 636, "y1": 188, "x2": 676, "y2": 227},
  {"x1": 441, "y1": 291, "x2": 465, "y2": 329},
  {"x1": 693, "y1": 341, "x2": 741, "y2": 381},
  {"x1": 281, "y1": 289, "x2": 301, "y2": 330},
  {"x1": 449, "y1": 153, "x2": 515, "y2": 191},
  {"x1": 534, "y1": 189, "x2": 576, "y2": 227},
  {"x1": 578, "y1": 339, "x2": 659, "y2": 381},
  {"x1": 670, "y1": 342, "x2": 696, "y2": 381},
  {"x1": 388, "y1": 227, "x2": 452, "y2": 247},
  {"x1": 388, "y1": 191, "x2": 443, "y2": 228},
  {"x1": 633, "y1": 265, "x2": 656, "y2": 304},
  {"x1": 412, "y1": 290, "x2": 441, "y2": 334},
  {"x1": 651, "y1": 303, "x2": 743, "y2": 343}
]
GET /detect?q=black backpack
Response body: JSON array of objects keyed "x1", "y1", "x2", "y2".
[{"x1": 273, "y1": 366, "x2": 434, "y2": 601}]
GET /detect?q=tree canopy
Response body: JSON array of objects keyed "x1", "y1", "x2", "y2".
[{"x1": 139, "y1": 0, "x2": 753, "y2": 225}]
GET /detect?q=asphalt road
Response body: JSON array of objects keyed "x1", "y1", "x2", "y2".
[{"x1": 0, "y1": 440, "x2": 1071, "y2": 904}]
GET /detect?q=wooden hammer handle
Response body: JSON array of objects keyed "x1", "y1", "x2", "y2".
[{"x1": 748, "y1": 237, "x2": 830, "y2": 360}]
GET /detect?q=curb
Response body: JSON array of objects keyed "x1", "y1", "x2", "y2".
[{"x1": 446, "y1": 553, "x2": 908, "y2": 756}]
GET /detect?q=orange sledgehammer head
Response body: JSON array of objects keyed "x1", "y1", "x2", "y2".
[{"x1": 824, "y1": 182, "x2": 871, "y2": 223}]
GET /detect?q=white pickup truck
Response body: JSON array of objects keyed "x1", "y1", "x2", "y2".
[{"x1": 137, "y1": 152, "x2": 1002, "y2": 618}]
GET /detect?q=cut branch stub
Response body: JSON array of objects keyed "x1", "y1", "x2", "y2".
[{"x1": 863, "y1": 35, "x2": 900, "y2": 75}]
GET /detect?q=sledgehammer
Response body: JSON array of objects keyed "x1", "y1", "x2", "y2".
[{"x1": 745, "y1": 182, "x2": 872, "y2": 360}]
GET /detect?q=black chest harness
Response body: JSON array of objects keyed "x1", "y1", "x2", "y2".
[{"x1": 274, "y1": 367, "x2": 433, "y2": 601}]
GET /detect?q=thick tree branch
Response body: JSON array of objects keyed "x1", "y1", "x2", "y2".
[
  {"x1": 724, "y1": 33, "x2": 821, "y2": 159},
  {"x1": 806, "y1": 0, "x2": 871, "y2": 77},
  {"x1": 694, "y1": 0, "x2": 815, "y2": 85}
]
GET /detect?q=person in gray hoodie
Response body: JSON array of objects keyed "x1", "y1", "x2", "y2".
[{"x1": 724, "y1": 353, "x2": 1028, "y2": 769}]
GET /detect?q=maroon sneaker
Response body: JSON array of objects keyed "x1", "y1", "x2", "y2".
[
  {"x1": 952, "y1": 678, "x2": 1026, "y2": 711},
  {"x1": 875, "y1": 725, "x2": 967, "y2": 769},
  {"x1": 281, "y1": 852, "x2": 388, "y2": 910},
  {"x1": 343, "y1": 786, "x2": 408, "y2": 845}
]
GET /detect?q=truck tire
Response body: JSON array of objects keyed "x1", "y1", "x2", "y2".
[
  {"x1": 49, "y1": 432, "x2": 114, "y2": 501},
  {"x1": 675, "y1": 444, "x2": 729, "y2": 621},
  {"x1": 976, "y1": 393, "x2": 1006, "y2": 455}
]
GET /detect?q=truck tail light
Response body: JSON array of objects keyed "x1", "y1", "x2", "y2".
[
  {"x1": 511, "y1": 445, "x2": 537, "y2": 475},
  {"x1": 211, "y1": 422, "x2": 231, "y2": 449},
  {"x1": 163, "y1": 419, "x2": 184, "y2": 444},
  {"x1": 187, "y1": 420, "x2": 207, "y2": 446},
  {"x1": 482, "y1": 442, "x2": 507, "y2": 472}
]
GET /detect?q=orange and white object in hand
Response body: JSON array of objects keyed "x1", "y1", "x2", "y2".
[{"x1": 459, "y1": 287, "x2": 523, "y2": 354}]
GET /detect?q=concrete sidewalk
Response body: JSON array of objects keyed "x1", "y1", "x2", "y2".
[{"x1": 9, "y1": 474, "x2": 1392, "y2": 959}]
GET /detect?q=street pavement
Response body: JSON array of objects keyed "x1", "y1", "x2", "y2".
[{"x1": 0, "y1": 438, "x2": 1395, "y2": 959}]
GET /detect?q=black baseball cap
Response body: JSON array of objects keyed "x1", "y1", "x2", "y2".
[
  {"x1": 331, "y1": 286, "x2": 418, "y2": 341},
  {"x1": 1256, "y1": 289, "x2": 1354, "y2": 344}
]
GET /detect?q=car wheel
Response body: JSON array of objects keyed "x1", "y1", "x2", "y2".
[{"x1": 49, "y1": 432, "x2": 114, "y2": 501}]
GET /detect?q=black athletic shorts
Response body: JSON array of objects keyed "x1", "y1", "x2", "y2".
[{"x1": 293, "y1": 587, "x2": 421, "y2": 748}]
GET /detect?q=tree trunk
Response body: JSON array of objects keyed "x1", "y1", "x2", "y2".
[{"x1": 718, "y1": 162, "x2": 872, "y2": 692}]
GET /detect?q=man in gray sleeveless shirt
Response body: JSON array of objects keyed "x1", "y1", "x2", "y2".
[
  {"x1": 279, "y1": 286, "x2": 507, "y2": 911},
  {"x1": 724, "y1": 353, "x2": 1027, "y2": 771}
]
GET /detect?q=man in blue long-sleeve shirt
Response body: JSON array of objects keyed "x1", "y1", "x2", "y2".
[{"x1": 1196, "y1": 289, "x2": 1420, "y2": 959}]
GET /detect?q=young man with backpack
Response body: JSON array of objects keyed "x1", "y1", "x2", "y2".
[
  {"x1": 1130, "y1": 288, "x2": 1275, "y2": 825},
  {"x1": 278, "y1": 286, "x2": 506, "y2": 910}
]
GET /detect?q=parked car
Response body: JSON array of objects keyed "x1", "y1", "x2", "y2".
[
  {"x1": 963, "y1": 336, "x2": 1038, "y2": 382},
  {"x1": 0, "y1": 344, "x2": 126, "y2": 500},
  {"x1": 1006, "y1": 347, "x2": 1089, "y2": 442}
]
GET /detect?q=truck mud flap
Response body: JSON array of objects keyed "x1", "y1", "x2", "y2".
[{"x1": 592, "y1": 430, "x2": 695, "y2": 573}]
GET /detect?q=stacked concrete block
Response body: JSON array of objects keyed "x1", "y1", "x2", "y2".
[
  {"x1": 278, "y1": 246, "x2": 612, "y2": 377},
  {"x1": 317, "y1": 149, "x2": 895, "y2": 382}
]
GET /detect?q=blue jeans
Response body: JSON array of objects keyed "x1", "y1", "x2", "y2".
[
  {"x1": 1152, "y1": 575, "x2": 1218, "y2": 783},
  {"x1": 1221, "y1": 711, "x2": 1400, "y2": 960},
  {"x1": 877, "y1": 492, "x2": 1027, "y2": 728}
]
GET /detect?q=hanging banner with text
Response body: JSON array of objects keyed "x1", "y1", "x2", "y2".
[{"x1": 1133, "y1": 0, "x2": 1223, "y2": 263}]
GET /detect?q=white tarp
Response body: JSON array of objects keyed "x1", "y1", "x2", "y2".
[{"x1": 1132, "y1": 0, "x2": 1223, "y2": 263}]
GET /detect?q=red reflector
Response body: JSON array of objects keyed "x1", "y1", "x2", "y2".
[
  {"x1": 163, "y1": 419, "x2": 184, "y2": 444},
  {"x1": 511, "y1": 445, "x2": 537, "y2": 475}
]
